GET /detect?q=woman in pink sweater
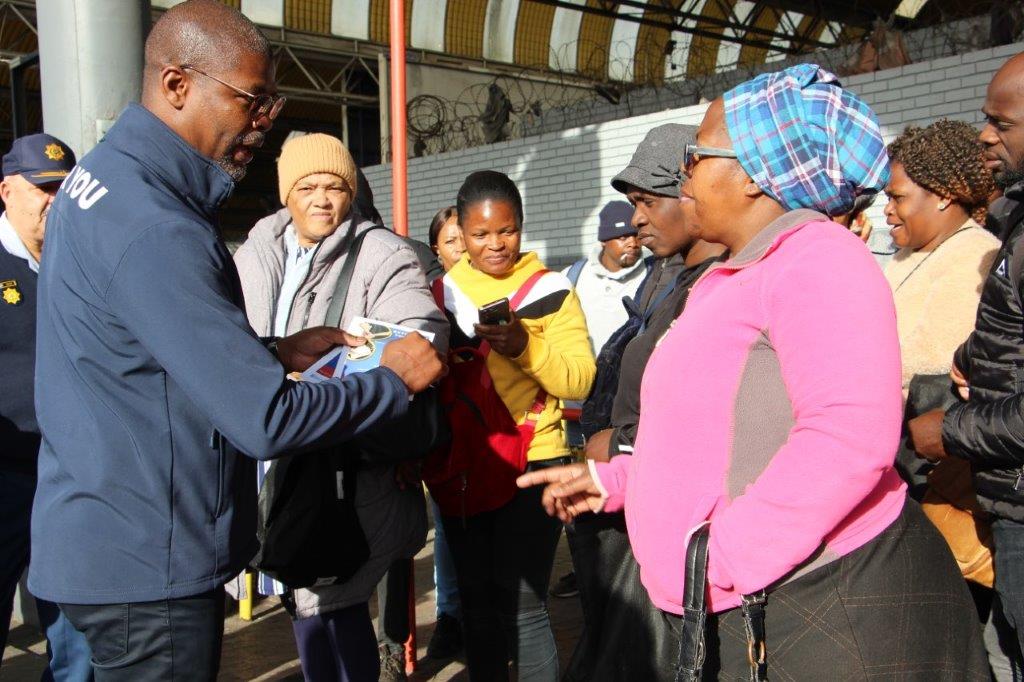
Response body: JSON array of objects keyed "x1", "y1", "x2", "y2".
[{"x1": 521, "y1": 64, "x2": 988, "y2": 679}]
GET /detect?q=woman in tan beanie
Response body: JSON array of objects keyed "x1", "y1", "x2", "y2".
[
  {"x1": 233, "y1": 132, "x2": 448, "y2": 681},
  {"x1": 275, "y1": 133, "x2": 359, "y2": 247}
]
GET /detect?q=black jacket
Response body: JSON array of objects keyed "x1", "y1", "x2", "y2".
[
  {"x1": 0, "y1": 245, "x2": 38, "y2": 474},
  {"x1": 942, "y1": 181, "x2": 1024, "y2": 522}
]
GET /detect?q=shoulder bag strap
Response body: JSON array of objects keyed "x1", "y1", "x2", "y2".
[
  {"x1": 481, "y1": 269, "x2": 551, "y2": 436},
  {"x1": 323, "y1": 227, "x2": 386, "y2": 329},
  {"x1": 673, "y1": 523, "x2": 768, "y2": 682},
  {"x1": 674, "y1": 523, "x2": 710, "y2": 682}
]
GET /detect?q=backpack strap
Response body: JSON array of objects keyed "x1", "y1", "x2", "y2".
[
  {"x1": 567, "y1": 258, "x2": 586, "y2": 287},
  {"x1": 430, "y1": 277, "x2": 445, "y2": 309},
  {"x1": 475, "y1": 269, "x2": 551, "y2": 433},
  {"x1": 507, "y1": 269, "x2": 550, "y2": 437},
  {"x1": 323, "y1": 227, "x2": 387, "y2": 329}
]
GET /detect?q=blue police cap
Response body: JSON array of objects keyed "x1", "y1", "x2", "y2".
[{"x1": 2, "y1": 133, "x2": 76, "y2": 186}]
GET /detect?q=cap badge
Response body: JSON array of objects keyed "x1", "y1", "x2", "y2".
[
  {"x1": 44, "y1": 143, "x2": 65, "y2": 161},
  {"x1": 1, "y1": 279, "x2": 22, "y2": 305}
]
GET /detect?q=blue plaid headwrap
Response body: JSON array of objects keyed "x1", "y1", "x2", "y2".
[{"x1": 723, "y1": 63, "x2": 890, "y2": 216}]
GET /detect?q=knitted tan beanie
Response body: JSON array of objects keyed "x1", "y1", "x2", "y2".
[{"x1": 277, "y1": 133, "x2": 357, "y2": 204}]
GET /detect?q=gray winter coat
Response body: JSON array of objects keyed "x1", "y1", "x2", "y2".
[{"x1": 233, "y1": 207, "x2": 448, "y2": 617}]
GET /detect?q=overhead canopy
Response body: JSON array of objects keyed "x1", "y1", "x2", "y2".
[{"x1": 153, "y1": 0, "x2": 999, "y2": 85}]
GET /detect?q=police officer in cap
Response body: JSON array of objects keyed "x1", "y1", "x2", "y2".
[{"x1": 0, "y1": 133, "x2": 94, "y2": 680}]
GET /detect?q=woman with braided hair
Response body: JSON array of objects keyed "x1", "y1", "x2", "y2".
[
  {"x1": 883, "y1": 119, "x2": 1000, "y2": 399},
  {"x1": 884, "y1": 119, "x2": 1007, "y2": 677}
]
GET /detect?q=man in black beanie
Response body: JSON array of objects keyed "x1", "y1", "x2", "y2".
[{"x1": 563, "y1": 200, "x2": 645, "y2": 357}]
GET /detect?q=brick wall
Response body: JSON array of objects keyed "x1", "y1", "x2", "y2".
[{"x1": 364, "y1": 40, "x2": 1024, "y2": 268}]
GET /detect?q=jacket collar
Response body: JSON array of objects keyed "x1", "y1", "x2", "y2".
[
  {"x1": 1005, "y1": 179, "x2": 1024, "y2": 202},
  {"x1": 727, "y1": 209, "x2": 827, "y2": 267},
  {"x1": 103, "y1": 104, "x2": 234, "y2": 220}
]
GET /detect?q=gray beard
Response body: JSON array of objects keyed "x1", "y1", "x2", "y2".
[{"x1": 216, "y1": 157, "x2": 247, "y2": 182}]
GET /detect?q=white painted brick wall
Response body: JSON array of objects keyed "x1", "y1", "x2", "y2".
[{"x1": 365, "y1": 40, "x2": 1024, "y2": 268}]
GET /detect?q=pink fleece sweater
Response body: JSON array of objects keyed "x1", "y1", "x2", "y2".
[{"x1": 593, "y1": 210, "x2": 907, "y2": 615}]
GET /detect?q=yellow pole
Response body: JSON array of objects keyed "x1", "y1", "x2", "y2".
[{"x1": 239, "y1": 571, "x2": 254, "y2": 621}]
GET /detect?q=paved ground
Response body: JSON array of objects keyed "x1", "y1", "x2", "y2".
[{"x1": 2, "y1": 526, "x2": 582, "y2": 681}]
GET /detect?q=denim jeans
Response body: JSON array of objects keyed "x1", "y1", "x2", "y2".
[
  {"x1": 442, "y1": 483, "x2": 563, "y2": 681},
  {"x1": 0, "y1": 469, "x2": 93, "y2": 681},
  {"x1": 431, "y1": 498, "x2": 461, "y2": 618},
  {"x1": 991, "y1": 518, "x2": 1024, "y2": 680},
  {"x1": 60, "y1": 589, "x2": 224, "y2": 681}
]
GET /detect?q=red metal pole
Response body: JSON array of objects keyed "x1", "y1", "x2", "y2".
[{"x1": 389, "y1": 0, "x2": 409, "y2": 237}]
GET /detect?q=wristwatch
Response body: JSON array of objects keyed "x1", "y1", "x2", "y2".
[{"x1": 266, "y1": 336, "x2": 281, "y2": 358}]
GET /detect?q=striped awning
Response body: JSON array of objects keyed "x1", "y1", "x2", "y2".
[{"x1": 152, "y1": 0, "x2": 967, "y2": 85}]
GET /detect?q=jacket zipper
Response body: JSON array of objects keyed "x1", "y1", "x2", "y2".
[
  {"x1": 300, "y1": 291, "x2": 316, "y2": 329},
  {"x1": 278, "y1": 241, "x2": 324, "y2": 335}
]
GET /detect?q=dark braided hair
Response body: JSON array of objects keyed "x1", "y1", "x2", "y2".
[
  {"x1": 887, "y1": 119, "x2": 994, "y2": 224},
  {"x1": 456, "y1": 171, "x2": 524, "y2": 229}
]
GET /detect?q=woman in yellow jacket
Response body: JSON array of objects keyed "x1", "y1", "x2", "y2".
[{"x1": 433, "y1": 170, "x2": 595, "y2": 680}]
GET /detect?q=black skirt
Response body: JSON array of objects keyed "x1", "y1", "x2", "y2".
[{"x1": 665, "y1": 499, "x2": 990, "y2": 680}]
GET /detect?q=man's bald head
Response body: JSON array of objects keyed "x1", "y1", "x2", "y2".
[
  {"x1": 142, "y1": 0, "x2": 278, "y2": 182},
  {"x1": 981, "y1": 52, "x2": 1024, "y2": 189},
  {"x1": 144, "y1": 0, "x2": 270, "y2": 90}
]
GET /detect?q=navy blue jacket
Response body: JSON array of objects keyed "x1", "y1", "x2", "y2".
[{"x1": 30, "y1": 104, "x2": 409, "y2": 604}]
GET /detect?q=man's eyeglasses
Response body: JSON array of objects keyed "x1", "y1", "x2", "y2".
[
  {"x1": 182, "y1": 65, "x2": 286, "y2": 123},
  {"x1": 683, "y1": 143, "x2": 738, "y2": 177}
]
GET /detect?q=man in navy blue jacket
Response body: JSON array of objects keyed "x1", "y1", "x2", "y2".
[{"x1": 29, "y1": 2, "x2": 443, "y2": 679}]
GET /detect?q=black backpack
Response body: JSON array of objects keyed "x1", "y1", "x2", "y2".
[{"x1": 251, "y1": 451, "x2": 367, "y2": 588}]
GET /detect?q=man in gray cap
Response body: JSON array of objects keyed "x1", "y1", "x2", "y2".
[
  {"x1": 558, "y1": 123, "x2": 724, "y2": 681},
  {"x1": 0, "y1": 132, "x2": 94, "y2": 680}
]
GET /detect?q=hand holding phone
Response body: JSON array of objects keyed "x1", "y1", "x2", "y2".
[
  {"x1": 475, "y1": 298, "x2": 527, "y2": 357},
  {"x1": 478, "y1": 297, "x2": 512, "y2": 326}
]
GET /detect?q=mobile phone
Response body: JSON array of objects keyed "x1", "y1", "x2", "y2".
[{"x1": 478, "y1": 297, "x2": 512, "y2": 325}]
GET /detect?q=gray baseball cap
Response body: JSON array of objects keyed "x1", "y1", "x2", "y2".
[{"x1": 611, "y1": 123, "x2": 696, "y2": 198}]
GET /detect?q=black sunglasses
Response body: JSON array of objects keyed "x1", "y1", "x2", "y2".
[{"x1": 683, "y1": 143, "x2": 738, "y2": 176}]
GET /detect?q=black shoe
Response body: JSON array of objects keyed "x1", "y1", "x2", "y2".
[
  {"x1": 549, "y1": 571, "x2": 578, "y2": 598},
  {"x1": 378, "y1": 643, "x2": 407, "y2": 681},
  {"x1": 426, "y1": 613, "x2": 463, "y2": 660}
]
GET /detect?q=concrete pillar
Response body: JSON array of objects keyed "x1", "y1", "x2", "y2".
[{"x1": 36, "y1": 0, "x2": 150, "y2": 157}]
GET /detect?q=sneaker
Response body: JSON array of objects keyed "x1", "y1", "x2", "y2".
[
  {"x1": 378, "y1": 643, "x2": 407, "y2": 681},
  {"x1": 426, "y1": 613, "x2": 463, "y2": 660},
  {"x1": 549, "y1": 571, "x2": 578, "y2": 598}
]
